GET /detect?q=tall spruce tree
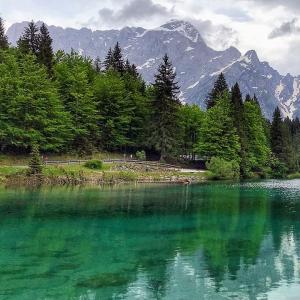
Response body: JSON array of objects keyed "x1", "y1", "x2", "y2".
[
  {"x1": 206, "y1": 73, "x2": 228, "y2": 109},
  {"x1": 37, "y1": 23, "x2": 54, "y2": 77},
  {"x1": 104, "y1": 48, "x2": 113, "y2": 71},
  {"x1": 112, "y1": 42, "x2": 124, "y2": 74},
  {"x1": 0, "y1": 18, "x2": 9, "y2": 49},
  {"x1": 149, "y1": 54, "x2": 181, "y2": 160},
  {"x1": 231, "y1": 83, "x2": 248, "y2": 176},
  {"x1": 271, "y1": 107, "x2": 285, "y2": 160},
  {"x1": 17, "y1": 21, "x2": 39, "y2": 56}
]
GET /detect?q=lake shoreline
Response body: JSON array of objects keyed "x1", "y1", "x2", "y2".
[{"x1": 1, "y1": 168, "x2": 211, "y2": 187}]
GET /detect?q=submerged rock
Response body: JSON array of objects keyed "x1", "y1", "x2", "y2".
[{"x1": 76, "y1": 273, "x2": 129, "y2": 289}]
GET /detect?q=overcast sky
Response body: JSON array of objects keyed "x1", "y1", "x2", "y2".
[{"x1": 1, "y1": 0, "x2": 300, "y2": 75}]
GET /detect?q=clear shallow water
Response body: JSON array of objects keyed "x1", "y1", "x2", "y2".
[{"x1": 1, "y1": 181, "x2": 300, "y2": 299}]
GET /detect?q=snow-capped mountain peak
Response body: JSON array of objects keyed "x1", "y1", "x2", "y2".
[
  {"x1": 159, "y1": 19, "x2": 202, "y2": 43},
  {"x1": 6, "y1": 19, "x2": 300, "y2": 119}
]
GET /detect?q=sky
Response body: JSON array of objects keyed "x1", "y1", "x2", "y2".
[{"x1": 1, "y1": 0, "x2": 300, "y2": 75}]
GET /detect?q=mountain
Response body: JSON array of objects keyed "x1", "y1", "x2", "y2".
[{"x1": 7, "y1": 20, "x2": 300, "y2": 119}]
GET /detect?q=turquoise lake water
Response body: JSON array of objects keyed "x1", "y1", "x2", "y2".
[{"x1": 1, "y1": 180, "x2": 300, "y2": 299}]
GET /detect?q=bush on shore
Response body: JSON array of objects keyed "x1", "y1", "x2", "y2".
[
  {"x1": 206, "y1": 157, "x2": 240, "y2": 180},
  {"x1": 84, "y1": 160, "x2": 103, "y2": 170}
]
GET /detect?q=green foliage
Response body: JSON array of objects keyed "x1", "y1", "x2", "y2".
[
  {"x1": 38, "y1": 23, "x2": 54, "y2": 77},
  {"x1": 197, "y1": 92, "x2": 241, "y2": 162},
  {"x1": 148, "y1": 54, "x2": 181, "y2": 160},
  {"x1": 136, "y1": 150, "x2": 146, "y2": 161},
  {"x1": 17, "y1": 21, "x2": 40, "y2": 55},
  {"x1": 243, "y1": 98, "x2": 271, "y2": 177},
  {"x1": 102, "y1": 171, "x2": 138, "y2": 182},
  {"x1": 206, "y1": 73, "x2": 228, "y2": 109},
  {"x1": 179, "y1": 104, "x2": 204, "y2": 160},
  {"x1": 231, "y1": 83, "x2": 248, "y2": 176},
  {"x1": 269, "y1": 155, "x2": 288, "y2": 179},
  {"x1": 0, "y1": 49, "x2": 73, "y2": 152},
  {"x1": 28, "y1": 144, "x2": 43, "y2": 175},
  {"x1": 0, "y1": 24, "x2": 298, "y2": 180},
  {"x1": 0, "y1": 18, "x2": 9, "y2": 49},
  {"x1": 206, "y1": 157, "x2": 240, "y2": 180},
  {"x1": 93, "y1": 72, "x2": 131, "y2": 150},
  {"x1": 54, "y1": 51, "x2": 98, "y2": 152},
  {"x1": 84, "y1": 160, "x2": 103, "y2": 170},
  {"x1": 271, "y1": 107, "x2": 295, "y2": 172}
]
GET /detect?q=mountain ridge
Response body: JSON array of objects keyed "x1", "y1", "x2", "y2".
[{"x1": 7, "y1": 19, "x2": 300, "y2": 119}]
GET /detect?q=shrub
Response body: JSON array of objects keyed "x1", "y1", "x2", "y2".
[
  {"x1": 102, "y1": 171, "x2": 138, "y2": 182},
  {"x1": 136, "y1": 150, "x2": 146, "y2": 161},
  {"x1": 206, "y1": 157, "x2": 240, "y2": 180},
  {"x1": 270, "y1": 158, "x2": 288, "y2": 179},
  {"x1": 84, "y1": 160, "x2": 103, "y2": 170}
]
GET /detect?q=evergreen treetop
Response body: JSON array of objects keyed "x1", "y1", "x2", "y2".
[
  {"x1": 38, "y1": 23, "x2": 54, "y2": 76},
  {"x1": 206, "y1": 73, "x2": 229, "y2": 109},
  {"x1": 271, "y1": 107, "x2": 295, "y2": 171},
  {"x1": 149, "y1": 54, "x2": 181, "y2": 160},
  {"x1": 17, "y1": 21, "x2": 40, "y2": 55},
  {"x1": 112, "y1": 42, "x2": 124, "y2": 74},
  {"x1": 0, "y1": 17, "x2": 9, "y2": 49},
  {"x1": 104, "y1": 47, "x2": 113, "y2": 71}
]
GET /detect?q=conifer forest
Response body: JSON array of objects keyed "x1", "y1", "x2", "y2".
[{"x1": 0, "y1": 18, "x2": 299, "y2": 179}]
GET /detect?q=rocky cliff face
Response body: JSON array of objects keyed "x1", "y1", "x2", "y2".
[{"x1": 7, "y1": 19, "x2": 300, "y2": 119}]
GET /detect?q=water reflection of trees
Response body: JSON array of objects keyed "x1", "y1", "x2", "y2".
[{"x1": 1, "y1": 184, "x2": 300, "y2": 299}]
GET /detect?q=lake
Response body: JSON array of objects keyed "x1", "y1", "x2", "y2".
[{"x1": 1, "y1": 180, "x2": 300, "y2": 299}]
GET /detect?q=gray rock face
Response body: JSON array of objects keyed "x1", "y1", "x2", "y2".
[{"x1": 7, "y1": 19, "x2": 300, "y2": 119}]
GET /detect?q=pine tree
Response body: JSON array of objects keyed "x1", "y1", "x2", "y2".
[
  {"x1": 0, "y1": 18, "x2": 9, "y2": 49},
  {"x1": 124, "y1": 59, "x2": 131, "y2": 73},
  {"x1": 271, "y1": 107, "x2": 285, "y2": 160},
  {"x1": 231, "y1": 83, "x2": 248, "y2": 176},
  {"x1": 149, "y1": 54, "x2": 181, "y2": 160},
  {"x1": 112, "y1": 42, "x2": 124, "y2": 74},
  {"x1": 271, "y1": 107, "x2": 295, "y2": 171},
  {"x1": 245, "y1": 94, "x2": 252, "y2": 102},
  {"x1": 38, "y1": 23, "x2": 54, "y2": 77},
  {"x1": 104, "y1": 48, "x2": 113, "y2": 71},
  {"x1": 17, "y1": 21, "x2": 39, "y2": 55},
  {"x1": 206, "y1": 73, "x2": 228, "y2": 109},
  {"x1": 28, "y1": 143, "x2": 43, "y2": 175}
]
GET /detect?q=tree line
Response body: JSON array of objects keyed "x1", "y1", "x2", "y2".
[{"x1": 0, "y1": 18, "x2": 299, "y2": 178}]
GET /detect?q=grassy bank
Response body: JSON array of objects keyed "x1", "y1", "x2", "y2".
[{"x1": 0, "y1": 163, "x2": 210, "y2": 187}]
